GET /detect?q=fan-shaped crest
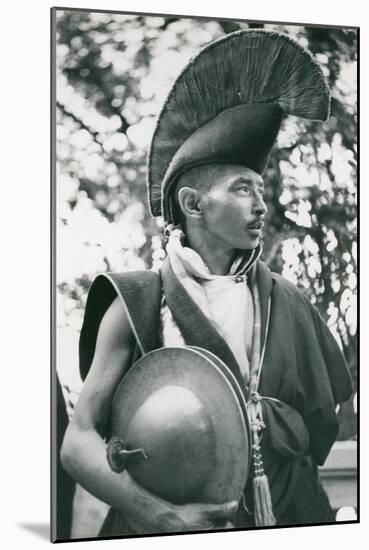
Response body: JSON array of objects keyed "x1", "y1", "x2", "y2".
[{"x1": 147, "y1": 30, "x2": 331, "y2": 217}]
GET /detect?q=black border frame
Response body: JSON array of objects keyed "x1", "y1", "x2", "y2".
[{"x1": 51, "y1": 6, "x2": 57, "y2": 544}]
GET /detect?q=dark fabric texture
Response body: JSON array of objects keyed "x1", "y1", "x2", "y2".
[
  {"x1": 234, "y1": 456, "x2": 335, "y2": 528},
  {"x1": 255, "y1": 263, "x2": 352, "y2": 465},
  {"x1": 99, "y1": 509, "x2": 136, "y2": 537},
  {"x1": 78, "y1": 260, "x2": 353, "y2": 536},
  {"x1": 56, "y1": 375, "x2": 76, "y2": 540}
]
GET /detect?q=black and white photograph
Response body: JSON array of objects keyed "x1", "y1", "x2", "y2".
[{"x1": 51, "y1": 7, "x2": 358, "y2": 543}]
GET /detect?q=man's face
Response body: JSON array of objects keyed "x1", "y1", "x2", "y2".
[{"x1": 197, "y1": 164, "x2": 267, "y2": 251}]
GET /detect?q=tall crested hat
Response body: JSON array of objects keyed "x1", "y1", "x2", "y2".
[{"x1": 147, "y1": 30, "x2": 330, "y2": 221}]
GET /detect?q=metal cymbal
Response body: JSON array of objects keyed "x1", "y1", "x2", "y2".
[{"x1": 108, "y1": 347, "x2": 251, "y2": 505}]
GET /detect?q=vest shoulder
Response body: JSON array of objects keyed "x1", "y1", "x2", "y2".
[
  {"x1": 103, "y1": 269, "x2": 161, "y2": 287},
  {"x1": 270, "y1": 270, "x2": 309, "y2": 301},
  {"x1": 105, "y1": 268, "x2": 160, "y2": 279}
]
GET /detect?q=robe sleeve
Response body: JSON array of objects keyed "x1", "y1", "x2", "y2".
[
  {"x1": 310, "y1": 303, "x2": 354, "y2": 405},
  {"x1": 293, "y1": 292, "x2": 354, "y2": 465}
]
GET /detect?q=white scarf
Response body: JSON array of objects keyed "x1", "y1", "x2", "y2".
[{"x1": 161, "y1": 229, "x2": 261, "y2": 383}]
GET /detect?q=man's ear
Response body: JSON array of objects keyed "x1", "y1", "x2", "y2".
[{"x1": 177, "y1": 187, "x2": 203, "y2": 219}]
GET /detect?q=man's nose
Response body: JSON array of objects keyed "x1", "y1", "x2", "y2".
[{"x1": 252, "y1": 192, "x2": 267, "y2": 216}]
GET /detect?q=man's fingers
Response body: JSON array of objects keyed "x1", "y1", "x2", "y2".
[{"x1": 205, "y1": 500, "x2": 238, "y2": 520}]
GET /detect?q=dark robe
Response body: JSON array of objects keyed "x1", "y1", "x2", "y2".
[
  {"x1": 55, "y1": 375, "x2": 76, "y2": 540},
  {"x1": 78, "y1": 259, "x2": 353, "y2": 535}
]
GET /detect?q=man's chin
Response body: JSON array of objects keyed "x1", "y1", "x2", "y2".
[{"x1": 236, "y1": 239, "x2": 260, "y2": 251}]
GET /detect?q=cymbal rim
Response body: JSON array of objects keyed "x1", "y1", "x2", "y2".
[{"x1": 111, "y1": 346, "x2": 251, "y2": 504}]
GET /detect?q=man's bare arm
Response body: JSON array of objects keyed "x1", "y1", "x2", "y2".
[{"x1": 61, "y1": 297, "x2": 237, "y2": 533}]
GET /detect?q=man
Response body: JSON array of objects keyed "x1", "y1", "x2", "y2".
[{"x1": 61, "y1": 29, "x2": 353, "y2": 536}]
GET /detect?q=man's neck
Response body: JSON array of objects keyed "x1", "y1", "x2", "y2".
[{"x1": 185, "y1": 228, "x2": 236, "y2": 275}]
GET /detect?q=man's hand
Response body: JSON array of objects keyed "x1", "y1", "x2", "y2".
[
  {"x1": 171, "y1": 500, "x2": 238, "y2": 531},
  {"x1": 127, "y1": 499, "x2": 239, "y2": 534}
]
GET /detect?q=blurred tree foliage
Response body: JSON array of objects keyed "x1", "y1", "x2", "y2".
[{"x1": 55, "y1": 11, "x2": 357, "y2": 438}]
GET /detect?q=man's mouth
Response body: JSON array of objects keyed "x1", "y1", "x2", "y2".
[
  {"x1": 248, "y1": 221, "x2": 264, "y2": 230},
  {"x1": 247, "y1": 221, "x2": 264, "y2": 237}
]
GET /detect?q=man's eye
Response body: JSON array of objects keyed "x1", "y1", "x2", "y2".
[{"x1": 238, "y1": 185, "x2": 250, "y2": 194}]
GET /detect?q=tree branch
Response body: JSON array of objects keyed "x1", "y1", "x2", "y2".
[
  {"x1": 159, "y1": 18, "x2": 179, "y2": 31},
  {"x1": 57, "y1": 101, "x2": 103, "y2": 149}
]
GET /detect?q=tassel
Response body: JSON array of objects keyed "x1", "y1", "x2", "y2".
[
  {"x1": 252, "y1": 443, "x2": 276, "y2": 527},
  {"x1": 253, "y1": 474, "x2": 276, "y2": 526},
  {"x1": 249, "y1": 393, "x2": 276, "y2": 527}
]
